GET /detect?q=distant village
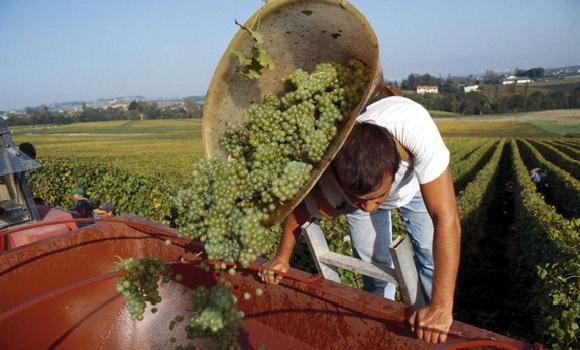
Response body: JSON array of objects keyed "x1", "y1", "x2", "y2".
[
  {"x1": 413, "y1": 66, "x2": 580, "y2": 95},
  {"x1": 2, "y1": 96, "x2": 202, "y2": 116}
]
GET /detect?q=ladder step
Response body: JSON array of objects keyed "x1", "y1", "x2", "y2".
[{"x1": 319, "y1": 251, "x2": 398, "y2": 284}]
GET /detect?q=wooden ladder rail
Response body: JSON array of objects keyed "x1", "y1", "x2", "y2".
[{"x1": 302, "y1": 219, "x2": 427, "y2": 307}]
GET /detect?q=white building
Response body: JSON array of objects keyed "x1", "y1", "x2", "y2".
[
  {"x1": 502, "y1": 75, "x2": 532, "y2": 85},
  {"x1": 416, "y1": 85, "x2": 438, "y2": 94},
  {"x1": 464, "y1": 85, "x2": 480, "y2": 93}
]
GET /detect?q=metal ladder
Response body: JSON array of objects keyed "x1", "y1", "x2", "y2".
[{"x1": 302, "y1": 219, "x2": 427, "y2": 307}]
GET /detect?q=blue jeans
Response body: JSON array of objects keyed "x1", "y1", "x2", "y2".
[{"x1": 346, "y1": 191, "x2": 434, "y2": 301}]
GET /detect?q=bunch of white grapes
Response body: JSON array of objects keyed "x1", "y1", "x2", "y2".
[
  {"x1": 186, "y1": 286, "x2": 244, "y2": 350},
  {"x1": 175, "y1": 59, "x2": 369, "y2": 268},
  {"x1": 114, "y1": 257, "x2": 172, "y2": 320}
]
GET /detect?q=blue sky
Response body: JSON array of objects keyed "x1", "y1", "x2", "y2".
[{"x1": 1, "y1": 0, "x2": 579, "y2": 110}]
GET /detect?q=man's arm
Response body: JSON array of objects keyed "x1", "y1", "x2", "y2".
[
  {"x1": 259, "y1": 201, "x2": 311, "y2": 284},
  {"x1": 409, "y1": 167, "x2": 461, "y2": 344}
]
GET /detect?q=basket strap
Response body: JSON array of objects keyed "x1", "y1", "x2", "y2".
[
  {"x1": 377, "y1": 83, "x2": 403, "y2": 97},
  {"x1": 394, "y1": 139, "x2": 410, "y2": 162}
]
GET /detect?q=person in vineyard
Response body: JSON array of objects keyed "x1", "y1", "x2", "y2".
[
  {"x1": 70, "y1": 187, "x2": 92, "y2": 208},
  {"x1": 93, "y1": 201, "x2": 116, "y2": 220},
  {"x1": 72, "y1": 200, "x2": 97, "y2": 227},
  {"x1": 529, "y1": 168, "x2": 548, "y2": 189},
  {"x1": 260, "y1": 94, "x2": 461, "y2": 345}
]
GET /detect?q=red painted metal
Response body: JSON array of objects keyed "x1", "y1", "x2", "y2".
[
  {"x1": 0, "y1": 216, "x2": 538, "y2": 349},
  {"x1": 5, "y1": 207, "x2": 77, "y2": 249}
]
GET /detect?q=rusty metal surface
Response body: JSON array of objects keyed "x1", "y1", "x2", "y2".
[{"x1": 0, "y1": 217, "x2": 532, "y2": 349}]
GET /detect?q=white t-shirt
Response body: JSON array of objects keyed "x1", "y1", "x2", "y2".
[{"x1": 304, "y1": 96, "x2": 449, "y2": 217}]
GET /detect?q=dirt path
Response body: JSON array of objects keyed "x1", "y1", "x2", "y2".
[{"x1": 455, "y1": 145, "x2": 534, "y2": 341}]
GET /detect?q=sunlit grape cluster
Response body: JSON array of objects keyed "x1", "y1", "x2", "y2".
[
  {"x1": 272, "y1": 161, "x2": 313, "y2": 201},
  {"x1": 175, "y1": 59, "x2": 369, "y2": 269},
  {"x1": 114, "y1": 256, "x2": 172, "y2": 320},
  {"x1": 186, "y1": 286, "x2": 244, "y2": 350}
]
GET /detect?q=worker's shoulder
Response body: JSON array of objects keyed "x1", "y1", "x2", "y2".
[
  {"x1": 359, "y1": 96, "x2": 430, "y2": 123},
  {"x1": 370, "y1": 96, "x2": 424, "y2": 109}
]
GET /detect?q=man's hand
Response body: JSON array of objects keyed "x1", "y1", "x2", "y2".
[
  {"x1": 258, "y1": 256, "x2": 289, "y2": 285},
  {"x1": 408, "y1": 304, "x2": 453, "y2": 344}
]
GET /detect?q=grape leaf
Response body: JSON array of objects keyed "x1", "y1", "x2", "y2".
[
  {"x1": 253, "y1": 47, "x2": 274, "y2": 69},
  {"x1": 229, "y1": 20, "x2": 274, "y2": 79},
  {"x1": 229, "y1": 49, "x2": 252, "y2": 66}
]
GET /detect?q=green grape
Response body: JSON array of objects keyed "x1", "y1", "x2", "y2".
[
  {"x1": 187, "y1": 286, "x2": 244, "y2": 349},
  {"x1": 114, "y1": 256, "x2": 171, "y2": 321}
]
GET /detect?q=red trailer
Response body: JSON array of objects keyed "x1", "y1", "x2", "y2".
[{"x1": 0, "y1": 216, "x2": 539, "y2": 350}]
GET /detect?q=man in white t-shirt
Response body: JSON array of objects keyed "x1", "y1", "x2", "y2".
[{"x1": 260, "y1": 96, "x2": 461, "y2": 344}]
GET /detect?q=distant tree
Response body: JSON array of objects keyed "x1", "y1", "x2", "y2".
[
  {"x1": 514, "y1": 67, "x2": 526, "y2": 77},
  {"x1": 139, "y1": 101, "x2": 159, "y2": 119},
  {"x1": 550, "y1": 91, "x2": 568, "y2": 109},
  {"x1": 525, "y1": 91, "x2": 543, "y2": 111},
  {"x1": 540, "y1": 94, "x2": 554, "y2": 110},
  {"x1": 183, "y1": 99, "x2": 204, "y2": 118},
  {"x1": 483, "y1": 70, "x2": 500, "y2": 84},
  {"x1": 128, "y1": 100, "x2": 146, "y2": 120},
  {"x1": 441, "y1": 75, "x2": 461, "y2": 94},
  {"x1": 526, "y1": 67, "x2": 545, "y2": 79},
  {"x1": 506, "y1": 95, "x2": 526, "y2": 113},
  {"x1": 128, "y1": 101, "x2": 140, "y2": 111},
  {"x1": 569, "y1": 86, "x2": 580, "y2": 108}
]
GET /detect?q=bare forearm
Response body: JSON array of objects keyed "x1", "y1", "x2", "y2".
[
  {"x1": 430, "y1": 215, "x2": 461, "y2": 310},
  {"x1": 276, "y1": 202, "x2": 310, "y2": 262},
  {"x1": 276, "y1": 221, "x2": 300, "y2": 262}
]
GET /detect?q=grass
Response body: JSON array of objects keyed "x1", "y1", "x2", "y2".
[
  {"x1": 13, "y1": 119, "x2": 204, "y2": 177},
  {"x1": 11, "y1": 119, "x2": 200, "y2": 136},
  {"x1": 436, "y1": 120, "x2": 550, "y2": 137},
  {"x1": 435, "y1": 109, "x2": 580, "y2": 137},
  {"x1": 429, "y1": 110, "x2": 461, "y2": 118},
  {"x1": 530, "y1": 122, "x2": 580, "y2": 136}
]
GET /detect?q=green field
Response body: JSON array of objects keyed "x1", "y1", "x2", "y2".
[
  {"x1": 13, "y1": 119, "x2": 204, "y2": 176},
  {"x1": 13, "y1": 110, "x2": 579, "y2": 176},
  {"x1": 434, "y1": 109, "x2": 580, "y2": 137},
  {"x1": 12, "y1": 109, "x2": 580, "y2": 174}
]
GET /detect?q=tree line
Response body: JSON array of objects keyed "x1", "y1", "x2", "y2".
[
  {"x1": 392, "y1": 70, "x2": 580, "y2": 115},
  {"x1": 409, "y1": 87, "x2": 580, "y2": 115},
  {"x1": 6, "y1": 99, "x2": 203, "y2": 126}
]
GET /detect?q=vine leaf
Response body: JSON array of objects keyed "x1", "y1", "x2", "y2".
[
  {"x1": 230, "y1": 20, "x2": 274, "y2": 79},
  {"x1": 229, "y1": 49, "x2": 252, "y2": 67},
  {"x1": 253, "y1": 47, "x2": 274, "y2": 69}
]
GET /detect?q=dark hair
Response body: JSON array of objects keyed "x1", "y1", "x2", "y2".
[{"x1": 332, "y1": 122, "x2": 400, "y2": 195}]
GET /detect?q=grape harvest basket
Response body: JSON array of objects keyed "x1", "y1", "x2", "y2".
[
  {"x1": 0, "y1": 217, "x2": 535, "y2": 349},
  {"x1": 202, "y1": 0, "x2": 384, "y2": 226}
]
